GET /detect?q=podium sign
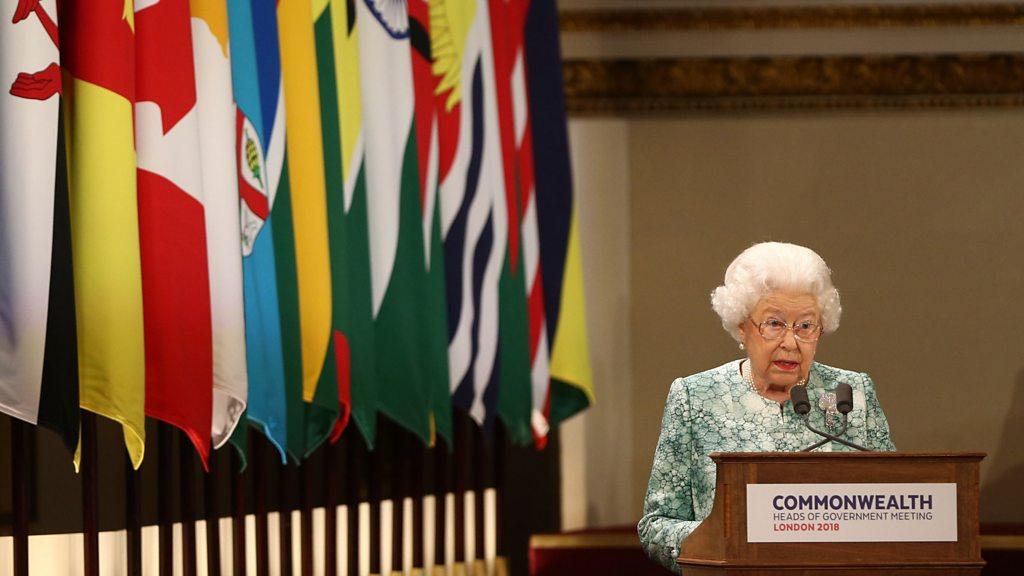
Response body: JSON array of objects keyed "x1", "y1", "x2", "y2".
[
  {"x1": 746, "y1": 483, "x2": 958, "y2": 542},
  {"x1": 677, "y1": 452, "x2": 985, "y2": 576}
]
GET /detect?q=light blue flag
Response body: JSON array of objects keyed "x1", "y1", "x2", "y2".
[{"x1": 228, "y1": 0, "x2": 289, "y2": 462}]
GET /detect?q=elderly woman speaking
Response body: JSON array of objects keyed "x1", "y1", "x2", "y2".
[{"x1": 638, "y1": 242, "x2": 895, "y2": 573}]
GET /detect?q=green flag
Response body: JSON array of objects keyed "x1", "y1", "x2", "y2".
[
  {"x1": 358, "y1": 0, "x2": 450, "y2": 445},
  {"x1": 314, "y1": 0, "x2": 380, "y2": 447}
]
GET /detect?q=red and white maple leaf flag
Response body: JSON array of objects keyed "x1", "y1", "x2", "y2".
[{"x1": 135, "y1": 0, "x2": 214, "y2": 467}]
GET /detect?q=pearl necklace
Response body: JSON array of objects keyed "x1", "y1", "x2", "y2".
[{"x1": 740, "y1": 359, "x2": 759, "y2": 394}]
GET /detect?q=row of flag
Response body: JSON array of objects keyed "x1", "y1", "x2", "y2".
[{"x1": 0, "y1": 0, "x2": 593, "y2": 470}]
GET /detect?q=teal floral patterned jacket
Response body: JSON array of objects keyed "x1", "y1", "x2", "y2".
[{"x1": 637, "y1": 360, "x2": 896, "y2": 573}]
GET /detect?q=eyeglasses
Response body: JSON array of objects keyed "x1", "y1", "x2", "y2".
[{"x1": 750, "y1": 318, "x2": 822, "y2": 342}]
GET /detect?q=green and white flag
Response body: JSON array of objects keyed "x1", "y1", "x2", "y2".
[{"x1": 358, "y1": 0, "x2": 449, "y2": 445}]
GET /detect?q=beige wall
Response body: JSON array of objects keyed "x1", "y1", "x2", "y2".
[
  {"x1": 566, "y1": 109, "x2": 1024, "y2": 527},
  {"x1": 561, "y1": 119, "x2": 634, "y2": 529}
]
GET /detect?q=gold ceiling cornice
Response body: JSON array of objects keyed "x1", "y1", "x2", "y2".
[
  {"x1": 559, "y1": 4, "x2": 1024, "y2": 32},
  {"x1": 563, "y1": 54, "x2": 1024, "y2": 113}
]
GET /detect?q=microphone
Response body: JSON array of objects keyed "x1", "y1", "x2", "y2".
[
  {"x1": 790, "y1": 385, "x2": 811, "y2": 415},
  {"x1": 836, "y1": 382, "x2": 854, "y2": 414},
  {"x1": 790, "y1": 383, "x2": 870, "y2": 452}
]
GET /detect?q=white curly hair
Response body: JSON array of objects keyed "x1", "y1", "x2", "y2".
[{"x1": 710, "y1": 242, "x2": 841, "y2": 342}]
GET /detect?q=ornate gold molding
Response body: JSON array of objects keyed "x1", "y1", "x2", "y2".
[
  {"x1": 559, "y1": 5, "x2": 1024, "y2": 33},
  {"x1": 563, "y1": 55, "x2": 1024, "y2": 113}
]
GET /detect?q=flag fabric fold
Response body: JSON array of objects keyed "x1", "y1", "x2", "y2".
[
  {"x1": 62, "y1": 0, "x2": 147, "y2": 468},
  {"x1": 489, "y1": 0, "x2": 535, "y2": 445},
  {"x1": 256, "y1": 0, "x2": 306, "y2": 462},
  {"x1": 358, "y1": 0, "x2": 450, "y2": 445},
  {"x1": 524, "y1": 0, "x2": 594, "y2": 429},
  {"x1": 190, "y1": 0, "x2": 249, "y2": 450},
  {"x1": 409, "y1": 0, "x2": 453, "y2": 447},
  {"x1": 278, "y1": 0, "x2": 338, "y2": 457},
  {"x1": 435, "y1": 0, "x2": 508, "y2": 431},
  {"x1": 313, "y1": 0, "x2": 380, "y2": 448},
  {"x1": 269, "y1": 134, "x2": 306, "y2": 462},
  {"x1": 135, "y1": 0, "x2": 215, "y2": 469},
  {"x1": 1, "y1": 0, "x2": 80, "y2": 452},
  {"x1": 228, "y1": 0, "x2": 292, "y2": 463},
  {"x1": 37, "y1": 112, "x2": 81, "y2": 454}
]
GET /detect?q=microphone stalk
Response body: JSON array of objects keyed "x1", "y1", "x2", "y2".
[
  {"x1": 790, "y1": 383, "x2": 871, "y2": 452},
  {"x1": 799, "y1": 413, "x2": 869, "y2": 452}
]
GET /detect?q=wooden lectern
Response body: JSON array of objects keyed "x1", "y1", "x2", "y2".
[{"x1": 677, "y1": 452, "x2": 985, "y2": 575}]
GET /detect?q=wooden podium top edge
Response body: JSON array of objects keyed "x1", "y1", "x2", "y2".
[
  {"x1": 710, "y1": 451, "x2": 986, "y2": 461},
  {"x1": 678, "y1": 558, "x2": 987, "y2": 569}
]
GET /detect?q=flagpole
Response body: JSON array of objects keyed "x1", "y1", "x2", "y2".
[
  {"x1": 278, "y1": 460, "x2": 293, "y2": 575},
  {"x1": 325, "y1": 435, "x2": 341, "y2": 576},
  {"x1": 204, "y1": 450, "x2": 222, "y2": 576},
  {"x1": 454, "y1": 411, "x2": 468, "y2": 568},
  {"x1": 231, "y1": 447, "x2": 247, "y2": 575},
  {"x1": 473, "y1": 425, "x2": 485, "y2": 568},
  {"x1": 253, "y1": 434, "x2": 269, "y2": 576},
  {"x1": 181, "y1": 434, "x2": 197, "y2": 576},
  {"x1": 11, "y1": 419, "x2": 29, "y2": 576},
  {"x1": 300, "y1": 455, "x2": 313, "y2": 575},
  {"x1": 126, "y1": 451, "x2": 142, "y2": 576},
  {"x1": 433, "y1": 437, "x2": 449, "y2": 574},
  {"x1": 158, "y1": 423, "x2": 174, "y2": 576},
  {"x1": 412, "y1": 434, "x2": 425, "y2": 571},
  {"x1": 392, "y1": 424, "x2": 405, "y2": 573},
  {"x1": 494, "y1": 424, "x2": 507, "y2": 564},
  {"x1": 369, "y1": 418, "x2": 384, "y2": 576},
  {"x1": 346, "y1": 430, "x2": 362, "y2": 576},
  {"x1": 81, "y1": 411, "x2": 99, "y2": 576}
]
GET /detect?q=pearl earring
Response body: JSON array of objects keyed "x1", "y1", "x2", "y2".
[{"x1": 739, "y1": 341, "x2": 745, "y2": 351}]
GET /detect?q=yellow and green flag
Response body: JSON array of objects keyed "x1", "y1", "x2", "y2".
[
  {"x1": 278, "y1": 0, "x2": 337, "y2": 457},
  {"x1": 312, "y1": 0, "x2": 380, "y2": 447}
]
